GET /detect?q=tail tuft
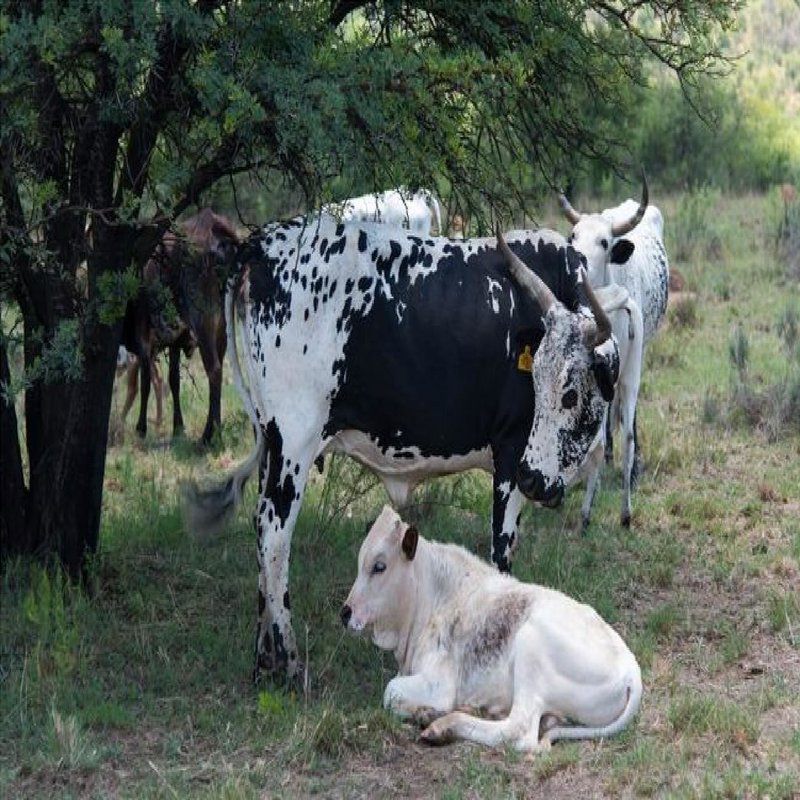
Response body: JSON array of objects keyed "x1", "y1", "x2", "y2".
[{"x1": 182, "y1": 476, "x2": 240, "y2": 540}]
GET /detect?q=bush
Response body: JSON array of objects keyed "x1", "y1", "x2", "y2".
[
  {"x1": 776, "y1": 197, "x2": 800, "y2": 280},
  {"x1": 669, "y1": 294, "x2": 701, "y2": 330},
  {"x1": 727, "y1": 319, "x2": 800, "y2": 441}
]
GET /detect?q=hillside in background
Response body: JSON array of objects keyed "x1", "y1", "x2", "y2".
[
  {"x1": 579, "y1": 0, "x2": 800, "y2": 195},
  {"x1": 731, "y1": 0, "x2": 800, "y2": 164}
]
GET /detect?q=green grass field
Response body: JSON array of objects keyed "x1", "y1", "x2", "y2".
[{"x1": 2, "y1": 192, "x2": 799, "y2": 799}]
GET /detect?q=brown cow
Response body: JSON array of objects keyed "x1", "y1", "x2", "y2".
[{"x1": 123, "y1": 209, "x2": 239, "y2": 444}]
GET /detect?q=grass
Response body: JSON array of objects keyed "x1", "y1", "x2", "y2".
[{"x1": 1, "y1": 191, "x2": 800, "y2": 798}]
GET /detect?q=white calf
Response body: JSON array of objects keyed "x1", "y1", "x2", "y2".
[
  {"x1": 575, "y1": 285, "x2": 644, "y2": 529},
  {"x1": 343, "y1": 506, "x2": 642, "y2": 752}
]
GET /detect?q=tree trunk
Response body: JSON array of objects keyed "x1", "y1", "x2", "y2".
[
  {"x1": 0, "y1": 317, "x2": 28, "y2": 561},
  {"x1": 5, "y1": 226, "x2": 128, "y2": 577},
  {"x1": 23, "y1": 330, "x2": 119, "y2": 577}
]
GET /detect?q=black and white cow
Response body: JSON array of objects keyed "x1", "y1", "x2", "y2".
[{"x1": 186, "y1": 218, "x2": 619, "y2": 681}]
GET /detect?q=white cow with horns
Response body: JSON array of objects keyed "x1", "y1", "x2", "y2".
[{"x1": 558, "y1": 173, "x2": 669, "y2": 499}]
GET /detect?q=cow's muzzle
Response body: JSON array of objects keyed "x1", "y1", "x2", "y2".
[
  {"x1": 340, "y1": 604, "x2": 352, "y2": 628},
  {"x1": 517, "y1": 465, "x2": 564, "y2": 508}
]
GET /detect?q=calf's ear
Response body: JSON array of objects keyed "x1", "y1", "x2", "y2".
[
  {"x1": 402, "y1": 525, "x2": 419, "y2": 561},
  {"x1": 610, "y1": 239, "x2": 635, "y2": 265}
]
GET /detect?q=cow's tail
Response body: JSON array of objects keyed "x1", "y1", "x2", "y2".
[
  {"x1": 183, "y1": 273, "x2": 264, "y2": 539},
  {"x1": 543, "y1": 657, "x2": 642, "y2": 743}
]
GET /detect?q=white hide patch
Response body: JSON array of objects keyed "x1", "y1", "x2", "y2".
[{"x1": 486, "y1": 276, "x2": 503, "y2": 314}]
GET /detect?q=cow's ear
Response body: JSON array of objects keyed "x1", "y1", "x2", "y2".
[
  {"x1": 592, "y1": 339, "x2": 619, "y2": 402},
  {"x1": 402, "y1": 525, "x2": 419, "y2": 561},
  {"x1": 610, "y1": 239, "x2": 635, "y2": 265}
]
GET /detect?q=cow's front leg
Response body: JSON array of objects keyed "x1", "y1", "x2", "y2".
[
  {"x1": 253, "y1": 428, "x2": 316, "y2": 684},
  {"x1": 491, "y1": 474, "x2": 525, "y2": 573},
  {"x1": 383, "y1": 670, "x2": 456, "y2": 726}
]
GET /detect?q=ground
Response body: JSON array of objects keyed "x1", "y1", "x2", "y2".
[{"x1": 1, "y1": 191, "x2": 799, "y2": 799}]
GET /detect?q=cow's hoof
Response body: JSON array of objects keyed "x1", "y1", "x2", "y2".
[
  {"x1": 252, "y1": 649, "x2": 276, "y2": 685},
  {"x1": 411, "y1": 707, "x2": 439, "y2": 727},
  {"x1": 252, "y1": 660, "x2": 306, "y2": 692},
  {"x1": 136, "y1": 426, "x2": 147, "y2": 439},
  {"x1": 420, "y1": 721, "x2": 454, "y2": 746},
  {"x1": 621, "y1": 513, "x2": 631, "y2": 528},
  {"x1": 580, "y1": 516, "x2": 591, "y2": 535}
]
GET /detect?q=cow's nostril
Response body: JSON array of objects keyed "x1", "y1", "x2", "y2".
[{"x1": 340, "y1": 604, "x2": 352, "y2": 627}]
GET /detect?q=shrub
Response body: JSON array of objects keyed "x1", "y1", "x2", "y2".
[
  {"x1": 727, "y1": 321, "x2": 800, "y2": 441},
  {"x1": 669, "y1": 294, "x2": 701, "y2": 330},
  {"x1": 672, "y1": 186, "x2": 722, "y2": 262}
]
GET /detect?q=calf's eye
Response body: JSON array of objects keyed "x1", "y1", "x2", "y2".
[
  {"x1": 601, "y1": 238, "x2": 608, "y2": 249},
  {"x1": 562, "y1": 389, "x2": 578, "y2": 409},
  {"x1": 372, "y1": 561, "x2": 386, "y2": 575}
]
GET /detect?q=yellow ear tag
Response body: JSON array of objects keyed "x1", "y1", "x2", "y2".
[{"x1": 517, "y1": 345, "x2": 533, "y2": 373}]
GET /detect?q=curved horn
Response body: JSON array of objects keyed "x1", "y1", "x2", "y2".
[
  {"x1": 557, "y1": 191, "x2": 582, "y2": 225},
  {"x1": 496, "y1": 228, "x2": 556, "y2": 314},
  {"x1": 581, "y1": 269, "x2": 612, "y2": 347},
  {"x1": 611, "y1": 168, "x2": 649, "y2": 237}
]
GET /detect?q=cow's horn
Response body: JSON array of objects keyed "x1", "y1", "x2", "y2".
[
  {"x1": 496, "y1": 229, "x2": 556, "y2": 314},
  {"x1": 581, "y1": 269, "x2": 612, "y2": 347},
  {"x1": 611, "y1": 168, "x2": 649, "y2": 237},
  {"x1": 557, "y1": 191, "x2": 581, "y2": 225}
]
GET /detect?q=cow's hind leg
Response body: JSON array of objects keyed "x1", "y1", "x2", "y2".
[
  {"x1": 168, "y1": 345, "x2": 184, "y2": 437},
  {"x1": 421, "y1": 707, "x2": 543, "y2": 751},
  {"x1": 581, "y1": 441, "x2": 605, "y2": 533},
  {"x1": 253, "y1": 420, "x2": 318, "y2": 684},
  {"x1": 490, "y1": 463, "x2": 525, "y2": 572},
  {"x1": 121, "y1": 359, "x2": 138, "y2": 427},
  {"x1": 151, "y1": 356, "x2": 165, "y2": 429},
  {"x1": 135, "y1": 352, "x2": 151, "y2": 438},
  {"x1": 630, "y1": 410, "x2": 642, "y2": 489},
  {"x1": 618, "y1": 381, "x2": 640, "y2": 528},
  {"x1": 198, "y1": 319, "x2": 225, "y2": 445},
  {"x1": 604, "y1": 407, "x2": 614, "y2": 465}
]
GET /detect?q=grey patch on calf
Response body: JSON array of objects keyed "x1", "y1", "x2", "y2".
[{"x1": 465, "y1": 591, "x2": 531, "y2": 669}]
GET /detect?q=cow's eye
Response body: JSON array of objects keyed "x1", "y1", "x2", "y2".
[
  {"x1": 562, "y1": 389, "x2": 578, "y2": 409},
  {"x1": 600, "y1": 238, "x2": 608, "y2": 250},
  {"x1": 372, "y1": 561, "x2": 386, "y2": 575}
]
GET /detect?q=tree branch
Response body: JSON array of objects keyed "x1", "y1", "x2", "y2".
[{"x1": 329, "y1": 0, "x2": 372, "y2": 27}]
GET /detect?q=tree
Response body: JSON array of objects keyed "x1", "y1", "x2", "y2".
[{"x1": 0, "y1": 0, "x2": 740, "y2": 576}]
